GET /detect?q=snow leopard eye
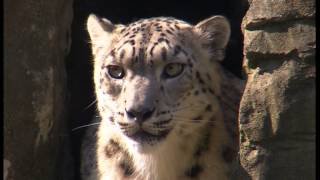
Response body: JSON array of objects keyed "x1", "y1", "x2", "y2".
[
  {"x1": 107, "y1": 65, "x2": 125, "y2": 79},
  {"x1": 163, "y1": 63, "x2": 185, "y2": 78}
]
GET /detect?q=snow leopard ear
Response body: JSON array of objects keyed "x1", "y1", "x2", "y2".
[
  {"x1": 87, "y1": 14, "x2": 115, "y2": 55},
  {"x1": 194, "y1": 16, "x2": 231, "y2": 61}
]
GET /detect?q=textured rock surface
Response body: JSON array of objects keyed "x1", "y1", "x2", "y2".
[
  {"x1": 4, "y1": 0, "x2": 73, "y2": 179},
  {"x1": 239, "y1": 0, "x2": 315, "y2": 179}
]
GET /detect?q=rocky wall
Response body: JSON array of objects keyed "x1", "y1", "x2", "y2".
[
  {"x1": 238, "y1": 0, "x2": 315, "y2": 179},
  {"x1": 4, "y1": 0, "x2": 73, "y2": 179}
]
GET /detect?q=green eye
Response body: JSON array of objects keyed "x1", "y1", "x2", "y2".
[
  {"x1": 107, "y1": 65, "x2": 125, "y2": 79},
  {"x1": 163, "y1": 63, "x2": 184, "y2": 78}
]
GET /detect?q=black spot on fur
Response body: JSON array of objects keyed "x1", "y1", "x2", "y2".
[
  {"x1": 194, "y1": 130, "x2": 211, "y2": 157},
  {"x1": 101, "y1": 64, "x2": 107, "y2": 69},
  {"x1": 120, "y1": 28, "x2": 126, "y2": 34},
  {"x1": 194, "y1": 90, "x2": 199, "y2": 96},
  {"x1": 158, "y1": 37, "x2": 165, "y2": 43},
  {"x1": 196, "y1": 71, "x2": 205, "y2": 84},
  {"x1": 149, "y1": 59, "x2": 154, "y2": 64},
  {"x1": 109, "y1": 117, "x2": 114, "y2": 122},
  {"x1": 105, "y1": 139, "x2": 121, "y2": 158},
  {"x1": 123, "y1": 32, "x2": 130, "y2": 37},
  {"x1": 110, "y1": 49, "x2": 116, "y2": 57},
  {"x1": 119, "y1": 161, "x2": 134, "y2": 176},
  {"x1": 185, "y1": 164, "x2": 203, "y2": 178},
  {"x1": 164, "y1": 39, "x2": 170, "y2": 46},
  {"x1": 141, "y1": 23, "x2": 147, "y2": 28},
  {"x1": 107, "y1": 84, "x2": 121, "y2": 95}
]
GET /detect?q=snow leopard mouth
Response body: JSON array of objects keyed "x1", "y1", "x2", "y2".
[{"x1": 126, "y1": 129, "x2": 170, "y2": 143}]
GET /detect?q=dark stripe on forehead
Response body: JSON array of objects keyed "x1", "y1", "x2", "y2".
[
  {"x1": 123, "y1": 31, "x2": 130, "y2": 37},
  {"x1": 120, "y1": 28, "x2": 126, "y2": 33},
  {"x1": 174, "y1": 24, "x2": 181, "y2": 30},
  {"x1": 149, "y1": 42, "x2": 158, "y2": 57},
  {"x1": 173, "y1": 45, "x2": 182, "y2": 56},
  {"x1": 129, "y1": 34, "x2": 136, "y2": 38},
  {"x1": 116, "y1": 40, "x2": 135, "y2": 52},
  {"x1": 165, "y1": 29, "x2": 174, "y2": 35},
  {"x1": 138, "y1": 48, "x2": 144, "y2": 61},
  {"x1": 120, "y1": 49, "x2": 126, "y2": 60},
  {"x1": 161, "y1": 47, "x2": 167, "y2": 61},
  {"x1": 131, "y1": 47, "x2": 136, "y2": 57},
  {"x1": 141, "y1": 23, "x2": 147, "y2": 28}
]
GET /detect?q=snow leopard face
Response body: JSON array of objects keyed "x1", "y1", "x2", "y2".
[{"x1": 87, "y1": 14, "x2": 230, "y2": 150}]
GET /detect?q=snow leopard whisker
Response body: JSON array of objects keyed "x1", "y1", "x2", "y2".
[
  {"x1": 71, "y1": 122, "x2": 101, "y2": 131},
  {"x1": 172, "y1": 116, "x2": 215, "y2": 123},
  {"x1": 172, "y1": 105, "x2": 203, "y2": 112},
  {"x1": 83, "y1": 99, "x2": 97, "y2": 111}
]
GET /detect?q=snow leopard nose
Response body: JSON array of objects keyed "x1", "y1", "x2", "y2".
[{"x1": 125, "y1": 107, "x2": 155, "y2": 123}]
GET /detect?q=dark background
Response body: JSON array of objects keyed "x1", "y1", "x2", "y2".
[{"x1": 67, "y1": 0, "x2": 248, "y2": 179}]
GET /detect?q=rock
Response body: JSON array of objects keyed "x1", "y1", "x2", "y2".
[
  {"x1": 244, "y1": 20, "x2": 315, "y2": 60},
  {"x1": 238, "y1": 0, "x2": 315, "y2": 179},
  {"x1": 4, "y1": 0, "x2": 73, "y2": 179},
  {"x1": 242, "y1": 0, "x2": 315, "y2": 30}
]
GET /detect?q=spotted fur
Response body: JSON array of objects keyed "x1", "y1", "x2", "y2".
[{"x1": 81, "y1": 14, "x2": 244, "y2": 180}]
